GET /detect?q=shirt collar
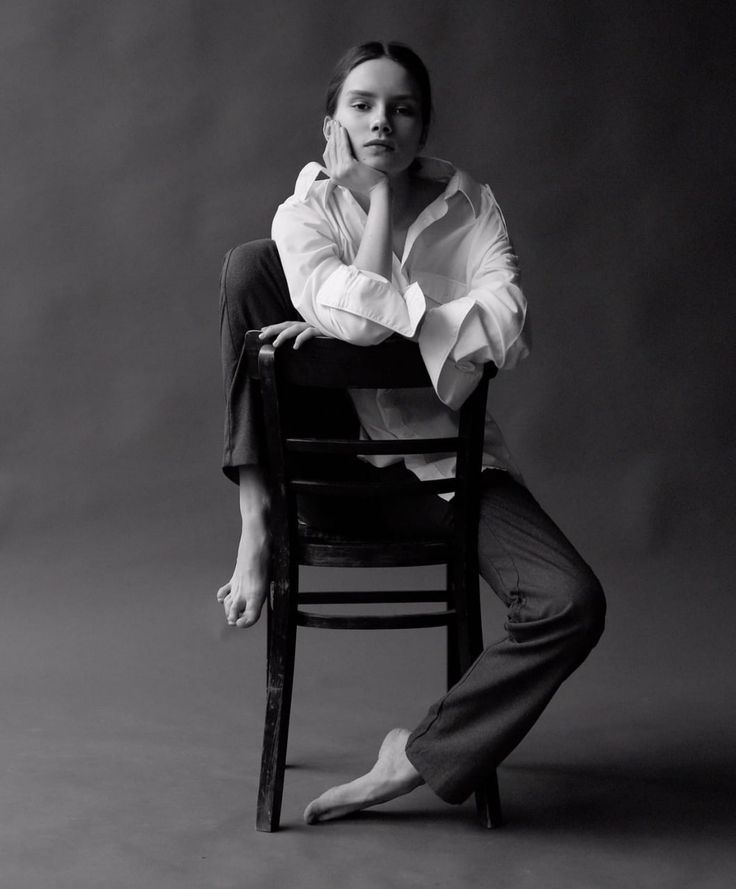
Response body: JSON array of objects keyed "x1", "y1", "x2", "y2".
[
  {"x1": 411, "y1": 157, "x2": 483, "y2": 217},
  {"x1": 294, "y1": 161, "x2": 332, "y2": 201},
  {"x1": 293, "y1": 156, "x2": 483, "y2": 218}
]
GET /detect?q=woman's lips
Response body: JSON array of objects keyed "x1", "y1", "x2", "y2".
[{"x1": 364, "y1": 141, "x2": 394, "y2": 151}]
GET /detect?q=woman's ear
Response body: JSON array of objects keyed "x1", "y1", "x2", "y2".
[{"x1": 323, "y1": 116, "x2": 333, "y2": 141}]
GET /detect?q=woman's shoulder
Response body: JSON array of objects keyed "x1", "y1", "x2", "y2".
[
  {"x1": 281, "y1": 162, "x2": 334, "y2": 207},
  {"x1": 272, "y1": 163, "x2": 334, "y2": 233},
  {"x1": 272, "y1": 163, "x2": 338, "y2": 241}
]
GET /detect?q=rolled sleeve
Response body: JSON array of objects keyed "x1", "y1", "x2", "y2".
[
  {"x1": 417, "y1": 195, "x2": 530, "y2": 409},
  {"x1": 272, "y1": 199, "x2": 426, "y2": 346},
  {"x1": 418, "y1": 295, "x2": 529, "y2": 409}
]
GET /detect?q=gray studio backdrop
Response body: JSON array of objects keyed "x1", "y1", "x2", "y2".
[{"x1": 2, "y1": 0, "x2": 733, "y2": 566}]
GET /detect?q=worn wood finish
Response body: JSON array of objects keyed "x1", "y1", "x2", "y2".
[
  {"x1": 246, "y1": 332, "x2": 436, "y2": 389},
  {"x1": 298, "y1": 589, "x2": 448, "y2": 604},
  {"x1": 256, "y1": 574, "x2": 298, "y2": 832},
  {"x1": 297, "y1": 609, "x2": 456, "y2": 630},
  {"x1": 286, "y1": 436, "x2": 458, "y2": 455},
  {"x1": 290, "y1": 478, "x2": 457, "y2": 497},
  {"x1": 249, "y1": 331, "x2": 502, "y2": 831},
  {"x1": 255, "y1": 343, "x2": 300, "y2": 832},
  {"x1": 298, "y1": 539, "x2": 449, "y2": 568}
]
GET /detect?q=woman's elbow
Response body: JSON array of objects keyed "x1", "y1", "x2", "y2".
[
  {"x1": 499, "y1": 329, "x2": 531, "y2": 369},
  {"x1": 348, "y1": 325, "x2": 393, "y2": 347},
  {"x1": 327, "y1": 314, "x2": 393, "y2": 347},
  {"x1": 294, "y1": 295, "x2": 394, "y2": 346}
]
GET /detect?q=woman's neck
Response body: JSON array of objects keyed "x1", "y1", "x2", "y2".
[
  {"x1": 387, "y1": 172, "x2": 412, "y2": 222},
  {"x1": 351, "y1": 170, "x2": 413, "y2": 223}
]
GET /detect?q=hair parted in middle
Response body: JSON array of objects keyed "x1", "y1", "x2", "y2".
[{"x1": 324, "y1": 41, "x2": 433, "y2": 147}]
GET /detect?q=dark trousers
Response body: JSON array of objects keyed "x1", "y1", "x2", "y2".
[
  {"x1": 220, "y1": 240, "x2": 606, "y2": 804},
  {"x1": 220, "y1": 239, "x2": 358, "y2": 483}
]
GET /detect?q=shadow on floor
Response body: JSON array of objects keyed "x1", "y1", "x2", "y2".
[{"x1": 500, "y1": 752, "x2": 735, "y2": 838}]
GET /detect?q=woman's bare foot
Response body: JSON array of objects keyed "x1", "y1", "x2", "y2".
[
  {"x1": 216, "y1": 573, "x2": 267, "y2": 628},
  {"x1": 217, "y1": 467, "x2": 270, "y2": 628},
  {"x1": 216, "y1": 532, "x2": 269, "y2": 628},
  {"x1": 303, "y1": 728, "x2": 424, "y2": 824}
]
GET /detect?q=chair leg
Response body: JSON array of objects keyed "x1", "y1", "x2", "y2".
[
  {"x1": 265, "y1": 582, "x2": 272, "y2": 690},
  {"x1": 475, "y1": 771, "x2": 504, "y2": 828},
  {"x1": 446, "y1": 567, "x2": 461, "y2": 689},
  {"x1": 447, "y1": 623, "x2": 460, "y2": 689},
  {"x1": 453, "y1": 562, "x2": 504, "y2": 828},
  {"x1": 256, "y1": 578, "x2": 298, "y2": 832}
]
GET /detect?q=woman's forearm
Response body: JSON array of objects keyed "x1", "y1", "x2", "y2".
[{"x1": 353, "y1": 180, "x2": 393, "y2": 281}]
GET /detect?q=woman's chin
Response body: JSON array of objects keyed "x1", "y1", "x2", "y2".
[{"x1": 360, "y1": 154, "x2": 411, "y2": 176}]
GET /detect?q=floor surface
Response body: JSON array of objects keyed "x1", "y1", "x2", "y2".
[{"x1": 2, "y1": 499, "x2": 734, "y2": 889}]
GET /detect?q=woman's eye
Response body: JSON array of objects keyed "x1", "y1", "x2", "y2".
[
  {"x1": 352, "y1": 102, "x2": 369, "y2": 111},
  {"x1": 394, "y1": 106, "x2": 415, "y2": 116}
]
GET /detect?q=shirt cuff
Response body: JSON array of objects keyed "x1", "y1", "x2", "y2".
[
  {"x1": 418, "y1": 297, "x2": 484, "y2": 409},
  {"x1": 318, "y1": 265, "x2": 427, "y2": 339}
]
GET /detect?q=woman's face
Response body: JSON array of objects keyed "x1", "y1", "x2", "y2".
[{"x1": 325, "y1": 58, "x2": 425, "y2": 177}]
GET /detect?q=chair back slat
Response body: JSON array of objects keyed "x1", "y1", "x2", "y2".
[
  {"x1": 298, "y1": 538, "x2": 450, "y2": 568},
  {"x1": 289, "y1": 478, "x2": 456, "y2": 498},
  {"x1": 297, "y1": 609, "x2": 456, "y2": 630},
  {"x1": 285, "y1": 436, "x2": 458, "y2": 456}
]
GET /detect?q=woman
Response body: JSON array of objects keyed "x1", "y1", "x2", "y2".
[{"x1": 218, "y1": 42, "x2": 606, "y2": 824}]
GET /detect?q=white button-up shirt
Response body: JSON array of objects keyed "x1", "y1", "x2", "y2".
[{"x1": 271, "y1": 157, "x2": 531, "y2": 488}]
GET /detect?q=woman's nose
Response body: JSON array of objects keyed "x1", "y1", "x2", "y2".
[{"x1": 371, "y1": 108, "x2": 391, "y2": 134}]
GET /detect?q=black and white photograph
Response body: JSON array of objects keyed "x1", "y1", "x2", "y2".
[{"x1": 2, "y1": 1, "x2": 733, "y2": 886}]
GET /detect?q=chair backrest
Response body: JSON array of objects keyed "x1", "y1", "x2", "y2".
[{"x1": 245, "y1": 331, "x2": 496, "y2": 570}]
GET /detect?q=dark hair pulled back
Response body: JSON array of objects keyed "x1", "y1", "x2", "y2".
[{"x1": 324, "y1": 42, "x2": 433, "y2": 147}]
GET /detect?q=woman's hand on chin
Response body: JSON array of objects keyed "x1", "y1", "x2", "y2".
[
  {"x1": 259, "y1": 321, "x2": 322, "y2": 349},
  {"x1": 323, "y1": 120, "x2": 387, "y2": 197}
]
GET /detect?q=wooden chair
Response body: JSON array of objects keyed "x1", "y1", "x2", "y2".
[{"x1": 244, "y1": 331, "x2": 503, "y2": 831}]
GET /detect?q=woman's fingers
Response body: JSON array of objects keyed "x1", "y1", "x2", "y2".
[
  {"x1": 332, "y1": 122, "x2": 352, "y2": 173},
  {"x1": 260, "y1": 321, "x2": 319, "y2": 348},
  {"x1": 259, "y1": 321, "x2": 295, "y2": 339},
  {"x1": 324, "y1": 121, "x2": 354, "y2": 178},
  {"x1": 216, "y1": 582, "x2": 231, "y2": 602},
  {"x1": 323, "y1": 126, "x2": 335, "y2": 169},
  {"x1": 323, "y1": 127, "x2": 335, "y2": 168},
  {"x1": 323, "y1": 120, "x2": 386, "y2": 195},
  {"x1": 293, "y1": 326, "x2": 319, "y2": 349},
  {"x1": 273, "y1": 325, "x2": 302, "y2": 347},
  {"x1": 337, "y1": 122, "x2": 354, "y2": 162}
]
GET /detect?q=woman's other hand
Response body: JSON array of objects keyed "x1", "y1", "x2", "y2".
[
  {"x1": 323, "y1": 120, "x2": 387, "y2": 196},
  {"x1": 259, "y1": 321, "x2": 321, "y2": 349}
]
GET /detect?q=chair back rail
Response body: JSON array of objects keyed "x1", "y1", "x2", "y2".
[{"x1": 246, "y1": 331, "x2": 435, "y2": 388}]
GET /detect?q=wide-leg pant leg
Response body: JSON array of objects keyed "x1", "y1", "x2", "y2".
[
  {"x1": 220, "y1": 239, "x2": 356, "y2": 482},
  {"x1": 405, "y1": 471, "x2": 606, "y2": 804}
]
